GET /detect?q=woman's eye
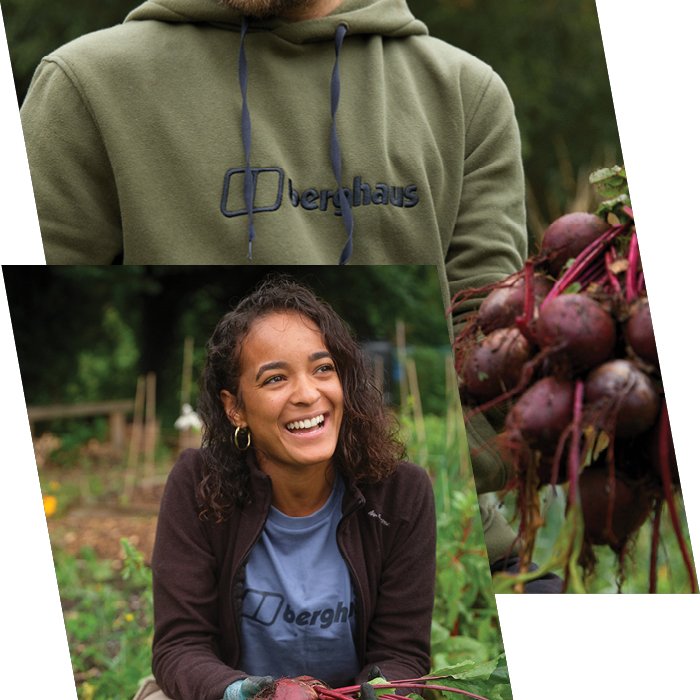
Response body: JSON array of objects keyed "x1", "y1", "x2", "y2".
[
  {"x1": 315, "y1": 363, "x2": 336, "y2": 374},
  {"x1": 262, "y1": 374, "x2": 285, "y2": 386}
]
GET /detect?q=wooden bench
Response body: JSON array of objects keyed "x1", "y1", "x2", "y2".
[{"x1": 27, "y1": 400, "x2": 134, "y2": 449}]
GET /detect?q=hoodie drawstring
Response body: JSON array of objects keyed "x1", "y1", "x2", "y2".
[
  {"x1": 239, "y1": 16, "x2": 255, "y2": 261},
  {"x1": 237, "y1": 20, "x2": 354, "y2": 265},
  {"x1": 330, "y1": 23, "x2": 354, "y2": 265}
]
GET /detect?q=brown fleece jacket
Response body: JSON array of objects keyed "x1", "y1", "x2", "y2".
[{"x1": 151, "y1": 449, "x2": 436, "y2": 700}]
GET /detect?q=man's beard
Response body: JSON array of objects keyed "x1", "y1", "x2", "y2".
[{"x1": 219, "y1": 0, "x2": 315, "y2": 19}]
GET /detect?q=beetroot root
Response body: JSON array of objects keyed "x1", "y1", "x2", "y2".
[
  {"x1": 477, "y1": 273, "x2": 552, "y2": 334},
  {"x1": 506, "y1": 376, "x2": 575, "y2": 450},
  {"x1": 625, "y1": 297, "x2": 658, "y2": 366},
  {"x1": 540, "y1": 211, "x2": 610, "y2": 276},
  {"x1": 536, "y1": 293, "x2": 616, "y2": 372},
  {"x1": 460, "y1": 326, "x2": 533, "y2": 403},
  {"x1": 579, "y1": 466, "x2": 655, "y2": 551},
  {"x1": 255, "y1": 679, "x2": 322, "y2": 700},
  {"x1": 584, "y1": 359, "x2": 660, "y2": 439}
]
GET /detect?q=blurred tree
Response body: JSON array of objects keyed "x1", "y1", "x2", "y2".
[
  {"x1": 409, "y1": 0, "x2": 622, "y2": 239},
  {"x1": 1, "y1": 0, "x2": 133, "y2": 102},
  {"x1": 2, "y1": 265, "x2": 449, "y2": 428}
]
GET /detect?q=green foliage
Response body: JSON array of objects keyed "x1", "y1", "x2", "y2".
[
  {"x1": 47, "y1": 419, "x2": 110, "y2": 455},
  {"x1": 69, "y1": 306, "x2": 140, "y2": 402},
  {"x1": 4, "y1": 265, "x2": 450, "y2": 434},
  {"x1": 430, "y1": 655, "x2": 512, "y2": 700},
  {"x1": 409, "y1": 0, "x2": 621, "y2": 227},
  {"x1": 492, "y1": 487, "x2": 696, "y2": 594},
  {"x1": 54, "y1": 540, "x2": 153, "y2": 700},
  {"x1": 590, "y1": 164, "x2": 632, "y2": 219},
  {"x1": 405, "y1": 346, "x2": 453, "y2": 417},
  {"x1": 2, "y1": 0, "x2": 135, "y2": 101},
  {"x1": 401, "y1": 399, "x2": 509, "y2": 696}
]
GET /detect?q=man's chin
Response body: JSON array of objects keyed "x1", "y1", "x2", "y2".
[{"x1": 218, "y1": 0, "x2": 311, "y2": 20}]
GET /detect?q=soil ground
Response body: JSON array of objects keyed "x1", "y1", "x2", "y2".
[
  {"x1": 47, "y1": 503, "x2": 160, "y2": 564},
  {"x1": 38, "y1": 434, "x2": 173, "y2": 564}
]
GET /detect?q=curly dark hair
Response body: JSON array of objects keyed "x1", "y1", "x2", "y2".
[{"x1": 197, "y1": 274, "x2": 405, "y2": 520}]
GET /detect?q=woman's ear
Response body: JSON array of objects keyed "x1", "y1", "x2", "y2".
[{"x1": 220, "y1": 389, "x2": 246, "y2": 427}]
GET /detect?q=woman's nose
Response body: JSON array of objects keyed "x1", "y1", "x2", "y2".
[{"x1": 290, "y1": 374, "x2": 321, "y2": 404}]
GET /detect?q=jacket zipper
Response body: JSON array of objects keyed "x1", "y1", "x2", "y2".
[
  {"x1": 230, "y1": 489, "x2": 272, "y2": 667},
  {"x1": 336, "y1": 492, "x2": 366, "y2": 669}
]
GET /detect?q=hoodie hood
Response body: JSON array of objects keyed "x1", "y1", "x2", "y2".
[
  {"x1": 125, "y1": 0, "x2": 429, "y2": 263},
  {"x1": 125, "y1": 0, "x2": 429, "y2": 42}
]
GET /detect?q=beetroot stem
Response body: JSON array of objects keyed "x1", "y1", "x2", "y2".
[
  {"x1": 316, "y1": 688, "x2": 360, "y2": 700},
  {"x1": 576, "y1": 257, "x2": 606, "y2": 290},
  {"x1": 363, "y1": 683, "x2": 490, "y2": 700},
  {"x1": 626, "y1": 230, "x2": 640, "y2": 304},
  {"x1": 649, "y1": 499, "x2": 663, "y2": 594},
  {"x1": 515, "y1": 259, "x2": 536, "y2": 341},
  {"x1": 549, "y1": 424, "x2": 573, "y2": 487},
  {"x1": 567, "y1": 380, "x2": 585, "y2": 505},
  {"x1": 332, "y1": 677, "x2": 449, "y2": 693},
  {"x1": 604, "y1": 249, "x2": 622, "y2": 294},
  {"x1": 329, "y1": 679, "x2": 490, "y2": 700},
  {"x1": 657, "y1": 401, "x2": 698, "y2": 593},
  {"x1": 542, "y1": 224, "x2": 622, "y2": 306}
]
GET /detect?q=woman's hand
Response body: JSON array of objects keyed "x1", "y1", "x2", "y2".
[{"x1": 224, "y1": 676, "x2": 275, "y2": 700}]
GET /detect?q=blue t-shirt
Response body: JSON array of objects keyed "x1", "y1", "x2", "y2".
[{"x1": 239, "y1": 476, "x2": 360, "y2": 686}]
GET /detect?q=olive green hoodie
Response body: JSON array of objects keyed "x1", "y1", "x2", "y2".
[
  {"x1": 20, "y1": 0, "x2": 526, "y2": 305},
  {"x1": 20, "y1": 0, "x2": 524, "y2": 564}
]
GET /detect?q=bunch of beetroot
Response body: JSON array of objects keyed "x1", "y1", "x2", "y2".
[
  {"x1": 253, "y1": 675, "x2": 492, "y2": 700},
  {"x1": 452, "y1": 200, "x2": 696, "y2": 592}
]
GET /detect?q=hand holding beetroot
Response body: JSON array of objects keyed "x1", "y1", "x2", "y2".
[{"x1": 249, "y1": 676, "x2": 489, "y2": 700}]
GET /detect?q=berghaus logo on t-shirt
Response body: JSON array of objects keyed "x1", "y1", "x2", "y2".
[
  {"x1": 242, "y1": 589, "x2": 355, "y2": 630},
  {"x1": 220, "y1": 167, "x2": 419, "y2": 218}
]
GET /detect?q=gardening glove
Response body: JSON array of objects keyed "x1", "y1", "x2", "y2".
[
  {"x1": 224, "y1": 676, "x2": 275, "y2": 700},
  {"x1": 491, "y1": 556, "x2": 564, "y2": 594},
  {"x1": 479, "y1": 497, "x2": 519, "y2": 566},
  {"x1": 361, "y1": 666, "x2": 394, "y2": 700}
]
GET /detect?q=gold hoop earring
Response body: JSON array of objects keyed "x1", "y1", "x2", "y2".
[{"x1": 234, "y1": 426, "x2": 251, "y2": 451}]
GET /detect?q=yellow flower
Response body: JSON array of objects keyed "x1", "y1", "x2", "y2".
[
  {"x1": 125, "y1": 612, "x2": 135, "y2": 623},
  {"x1": 43, "y1": 494, "x2": 58, "y2": 518},
  {"x1": 80, "y1": 682, "x2": 95, "y2": 700}
]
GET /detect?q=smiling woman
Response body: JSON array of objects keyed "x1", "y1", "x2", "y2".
[
  {"x1": 139, "y1": 276, "x2": 436, "y2": 700},
  {"x1": 219, "y1": 312, "x2": 345, "y2": 514}
]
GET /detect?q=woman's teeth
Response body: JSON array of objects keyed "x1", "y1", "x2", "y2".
[{"x1": 286, "y1": 414, "x2": 325, "y2": 431}]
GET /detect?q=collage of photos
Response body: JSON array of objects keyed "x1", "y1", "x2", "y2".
[{"x1": 1, "y1": 1, "x2": 699, "y2": 700}]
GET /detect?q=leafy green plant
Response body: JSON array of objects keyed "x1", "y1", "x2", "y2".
[
  {"x1": 54, "y1": 540, "x2": 153, "y2": 700},
  {"x1": 428, "y1": 656, "x2": 512, "y2": 700},
  {"x1": 400, "y1": 392, "x2": 508, "y2": 697}
]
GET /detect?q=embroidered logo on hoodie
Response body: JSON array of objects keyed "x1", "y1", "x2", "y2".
[{"x1": 220, "y1": 167, "x2": 419, "y2": 218}]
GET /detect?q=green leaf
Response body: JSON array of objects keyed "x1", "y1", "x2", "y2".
[{"x1": 430, "y1": 656, "x2": 499, "y2": 680}]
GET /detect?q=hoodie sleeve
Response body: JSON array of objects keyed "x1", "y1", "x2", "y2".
[
  {"x1": 20, "y1": 57, "x2": 123, "y2": 263},
  {"x1": 444, "y1": 68, "x2": 523, "y2": 562},
  {"x1": 446, "y1": 68, "x2": 527, "y2": 318},
  {"x1": 151, "y1": 451, "x2": 245, "y2": 700}
]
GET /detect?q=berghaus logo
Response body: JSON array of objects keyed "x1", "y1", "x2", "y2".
[{"x1": 221, "y1": 167, "x2": 419, "y2": 218}]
